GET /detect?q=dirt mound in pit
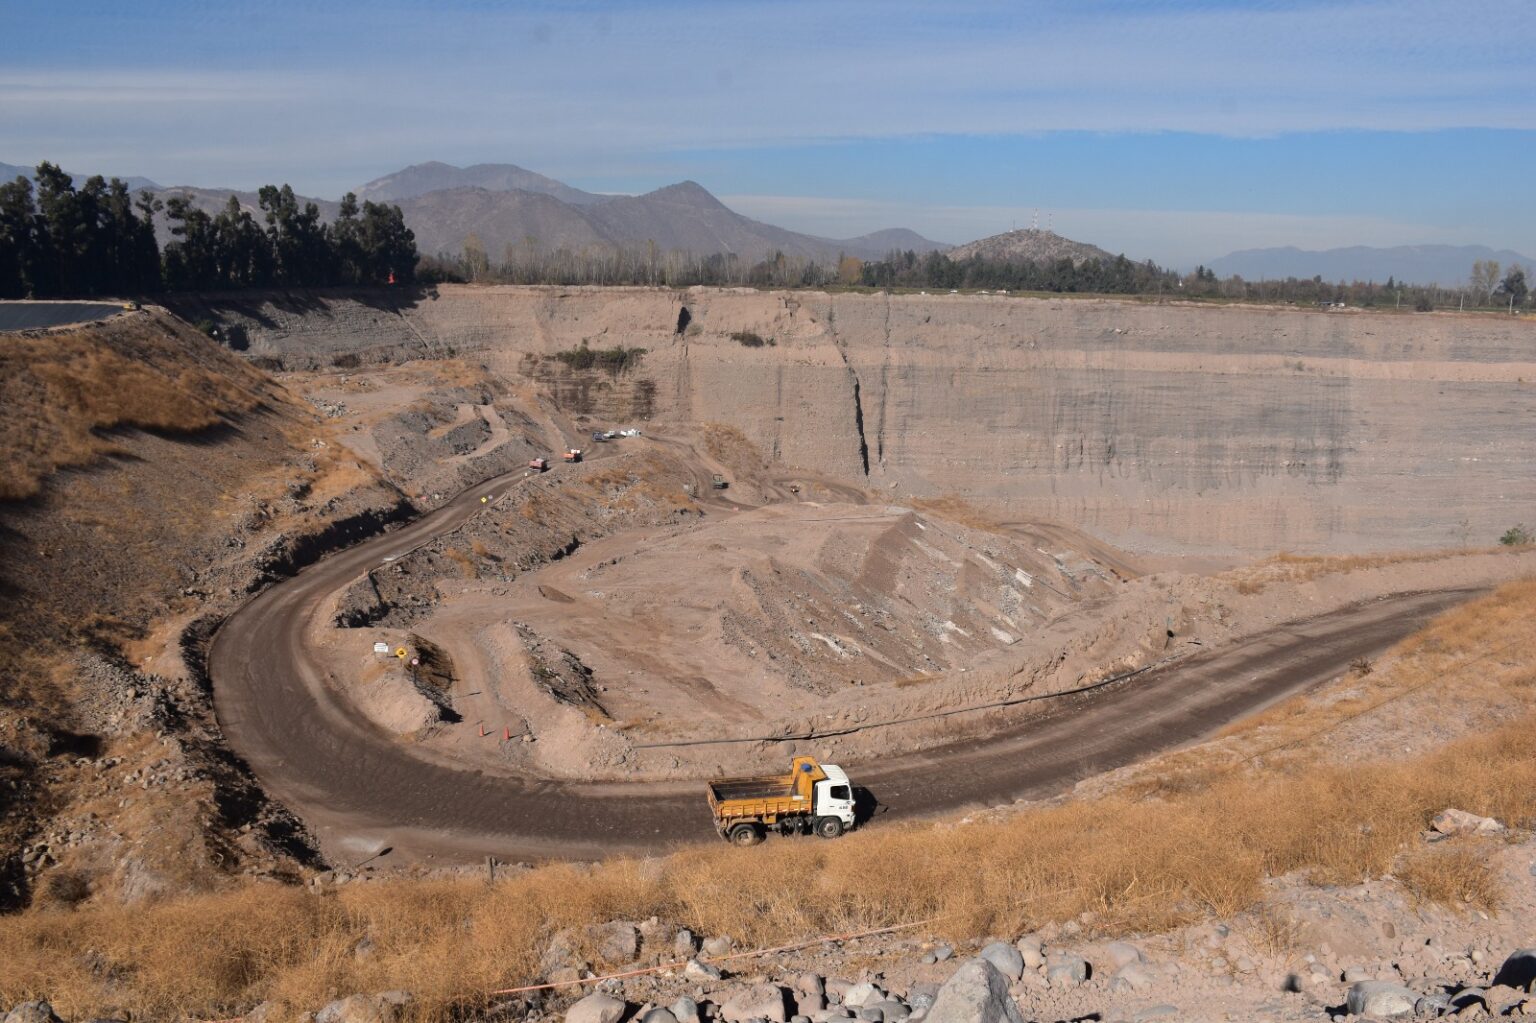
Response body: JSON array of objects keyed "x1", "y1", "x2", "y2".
[
  {"x1": 330, "y1": 446, "x2": 705, "y2": 631},
  {"x1": 453, "y1": 501, "x2": 1122, "y2": 742}
]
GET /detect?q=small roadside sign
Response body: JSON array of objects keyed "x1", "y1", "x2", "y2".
[{"x1": 373, "y1": 642, "x2": 390, "y2": 655}]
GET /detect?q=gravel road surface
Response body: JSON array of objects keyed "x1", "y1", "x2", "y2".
[{"x1": 209, "y1": 467, "x2": 1480, "y2": 866}]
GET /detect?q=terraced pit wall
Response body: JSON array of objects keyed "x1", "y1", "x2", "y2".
[{"x1": 181, "y1": 285, "x2": 1536, "y2": 555}]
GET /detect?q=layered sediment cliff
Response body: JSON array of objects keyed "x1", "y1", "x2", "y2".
[{"x1": 189, "y1": 286, "x2": 1536, "y2": 555}]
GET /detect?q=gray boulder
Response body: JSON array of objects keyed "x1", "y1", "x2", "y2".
[
  {"x1": 924, "y1": 959, "x2": 1024, "y2": 1023},
  {"x1": 641, "y1": 1011, "x2": 678, "y2": 1023},
  {"x1": 702, "y1": 936, "x2": 734, "y2": 958},
  {"x1": 979, "y1": 942, "x2": 1024, "y2": 981},
  {"x1": 872, "y1": 1001, "x2": 910, "y2": 1023},
  {"x1": 1430, "y1": 809, "x2": 1506, "y2": 837},
  {"x1": 672, "y1": 998, "x2": 702, "y2": 1023},
  {"x1": 1493, "y1": 949, "x2": 1536, "y2": 991},
  {"x1": 795, "y1": 975, "x2": 826, "y2": 997},
  {"x1": 595, "y1": 922, "x2": 640, "y2": 963},
  {"x1": 4, "y1": 1003, "x2": 61, "y2": 1023},
  {"x1": 1044, "y1": 953, "x2": 1090, "y2": 988},
  {"x1": 315, "y1": 992, "x2": 412, "y2": 1023},
  {"x1": 794, "y1": 991, "x2": 827, "y2": 1016},
  {"x1": 567, "y1": 994, "x2": 628, "y2": 1023},
  {"x1": 843, "y1": 984, "x2": 886, "y2": 1010},
  {"x1": 674, "y1": 928, "x2": 700, "y2": 958},
  {"x1": 857, "y1": 1010, "x2": 883, "y2": 1023},
  {"x1": 686, "y1": 959, "x2": 723, "y2": 980},
  {"x1": 907, "y1": 984, "x2": 940, "y2": 1013},
  {"x1": 1345, "y1": 981, "x2": 1416, "y2": 1017},
  {"x1": 1105, "y1": 942, "x2": 1144, "y2": 970},
  {"x1": 1413, "y1": 992, "x2": 1451, "y2": 1017},
  {"x1": 720, "y1": 985, "x2": 789, "y2": 1023},
  {"x1": 1112, "y1": 962, "x2": 1157, "y2": 992},
  {"x1": 1016, "y1": 942, "x2": 1044, "y2": 971}
]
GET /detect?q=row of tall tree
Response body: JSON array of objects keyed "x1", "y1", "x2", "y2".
[
  {"x1": 858, "y1": 248, "x2": 1180, "y2": 293},
  {"x1": 420, "y1": 240, "x2": 846, "y2": 289},
  {"x1": 0, "y1": 162, "x2": 418, "y2": 298}
]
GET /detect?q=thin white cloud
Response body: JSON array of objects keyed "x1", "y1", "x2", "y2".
[{"x1": 0, "y1": 69, "x2": 320, "y2": 107}]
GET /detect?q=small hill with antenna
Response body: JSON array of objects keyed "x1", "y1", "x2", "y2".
[{"x1": 948, "y1": 227, "x2": 1118, "y2": 265}]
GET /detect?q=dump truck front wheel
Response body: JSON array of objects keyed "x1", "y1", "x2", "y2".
[
  {"x1": 815, "y1": 817, "x2": 845, "y2": 839},
  {"x1": 729, "y1": 823, "x2": 765, "y2": 847}
]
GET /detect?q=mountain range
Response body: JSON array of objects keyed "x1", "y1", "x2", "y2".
[
  {"x1": 6, "y1": 159, "x2": 949, "y2": 265},
  {"x1": 0, "y1": 160, "x2": 162, "y2": 195},
  {"x1": 10, "y1": 157, "x2": 1526, "y2": 284},
  {"x1": 1207, "y1": 244, "x2": 1535, "y2": 288}
]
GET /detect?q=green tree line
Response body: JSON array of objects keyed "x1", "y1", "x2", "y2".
[{"x1": 0, "y1": 162, "x2": 418, "y2": 299}]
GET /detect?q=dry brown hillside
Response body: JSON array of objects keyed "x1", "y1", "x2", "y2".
[{"x1": 0, "y1": 311, "x2": 415, "y2": 909}]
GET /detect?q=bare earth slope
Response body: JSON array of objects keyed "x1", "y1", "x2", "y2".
[
  {"x1": 199, "y1": 286, "x2": 1536, "y2": 556},
  {"x1": 208, "y1": 442, "x2": 1494, "y2": 863}
]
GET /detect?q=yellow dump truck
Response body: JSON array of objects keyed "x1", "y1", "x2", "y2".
[{"x1": 707, "y1": 755, "x2": 857, "y2": 845}]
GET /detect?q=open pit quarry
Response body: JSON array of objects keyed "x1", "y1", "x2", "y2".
[
  {"x1": 157, "y1": 285, "x2": 1536, "y2": 864},
  {"x1": 182, "y1": 285, "x2": 1536, "y2": 556},
  {"x1": 5, "y1": 292, "x2": 1536, "y2": 1023}
]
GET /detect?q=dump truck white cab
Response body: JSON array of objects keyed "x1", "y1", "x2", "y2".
[{"x1": 814, "y1": 764, "x2": 857, "y2": 835}]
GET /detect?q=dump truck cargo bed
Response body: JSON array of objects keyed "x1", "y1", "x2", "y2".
[{"x1": 708, "y1": 778, "x2": 795, "y2": 801}]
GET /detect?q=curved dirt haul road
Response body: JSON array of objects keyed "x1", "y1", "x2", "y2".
[{"x1": 209, "y1": 467, "x2": 1482, "y2": 866}]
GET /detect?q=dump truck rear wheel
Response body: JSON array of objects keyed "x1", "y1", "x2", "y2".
[
  {"x1": 729, "y1": 823, "x2": 764, "y2": 847},
  {"x1": 815, "y1": 817, "x2": 844, "y2": 839}
]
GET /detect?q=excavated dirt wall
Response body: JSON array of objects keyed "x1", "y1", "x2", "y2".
[{"x1": 197, "y1": 286, "x2": 1536, "y2": 555}]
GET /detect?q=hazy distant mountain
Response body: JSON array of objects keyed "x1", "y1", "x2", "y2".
[
  {"x1": 355, "y1": 161, "x2": 603, "y2": 206},
  {"x1": 1, "y1": 160, "x2": 161, "y2": 193},
  {"x1": 1208, "y1": 244, "x2": 1536, "y2": 287},
  {"x1": 81, "y1": 161, "x2": 945, "y2": 265},
  {"x1": 388, "y1": 179, "x2": 944, "y2": 263},
  {"x1": 394, "y1": 187, "x2": 606, "y2": 256},
  {"x1": 948, "y1": 228, "x2": 1117, "y2": 265},
  {"x1": 845, "y1": 228, "x2": 950, "y2": 255}
]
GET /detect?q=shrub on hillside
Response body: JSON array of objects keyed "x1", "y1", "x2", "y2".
[{"x1": 552, "y1": 344, "x2": 646, "y2": 374}]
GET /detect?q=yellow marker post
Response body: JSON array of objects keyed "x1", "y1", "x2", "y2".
[
  {"x1": 481, "y1": 496, "x2": 488, "y2": 504},
  {"x1": 395, "y1": 647, "x2": 408, "y2": 660}
]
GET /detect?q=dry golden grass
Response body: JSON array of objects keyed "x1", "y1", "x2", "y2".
[
  {"x1": 4, "y1": 708, "x2": 1532, "y2": 1022},
  {"x1": 5, "y1": 538, "x2": 1534, "y2": 1019},
  {"x1": 701, "y1": 423, "x2": 767, "y2": 476},
  {"x1": 1396, "y1": 841, "x2": 1504, "y2": 911},
  {"x1": 0, "y1": 318, "x2": 268, "y2": 500},
  {"x1": 1208, "y1": 578, "x2": 1536, "y2": 760},
  {"x1": 441, "y1": 547, "x2": 478, "y2": 579},
  {"x1": 1219, "y1": 547, "x2": 1506, "y2": 594}
]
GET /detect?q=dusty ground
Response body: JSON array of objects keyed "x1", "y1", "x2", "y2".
[{"x1": 299, "y1": 442, "x2": 1536, "y2": 783}]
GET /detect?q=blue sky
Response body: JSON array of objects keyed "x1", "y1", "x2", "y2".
[{"x1": 3, "y1": 0, "x2": 1533, "y2": 265}]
